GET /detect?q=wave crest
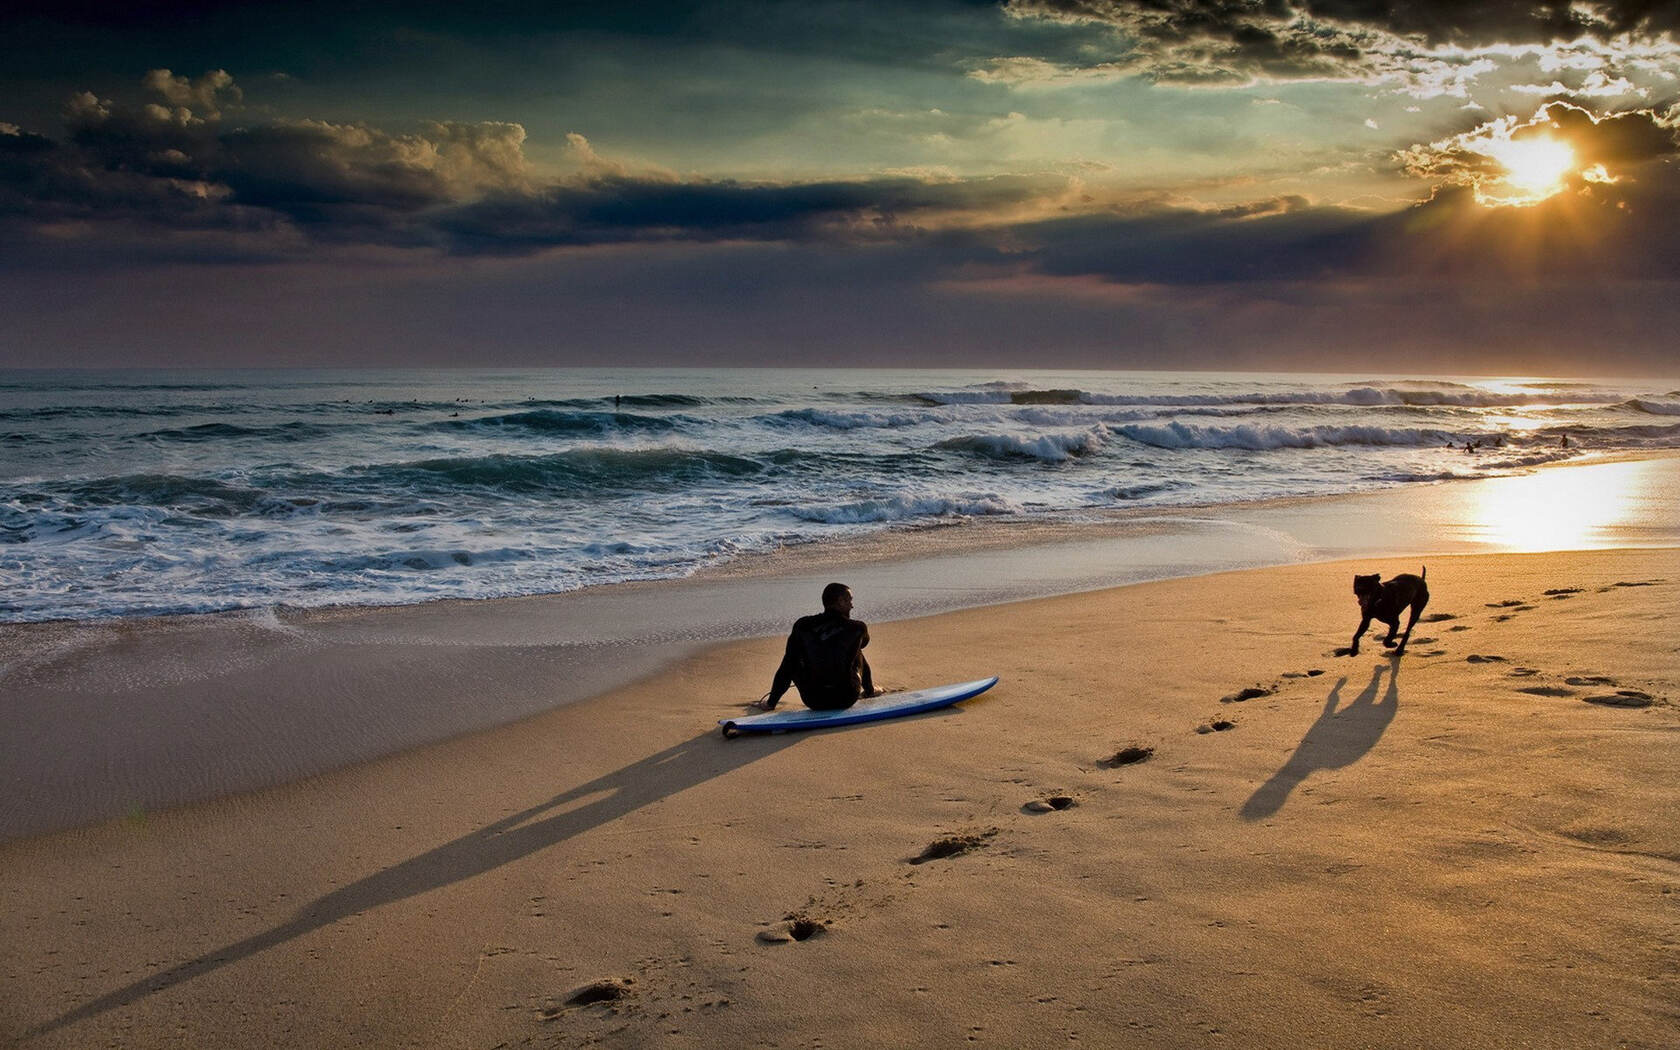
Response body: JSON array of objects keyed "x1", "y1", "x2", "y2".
[
  {"x1": 913, "y1": 386, "x2": 1619, "y2": 409},
  {"x1": 771, "y1": 408, "x2": 930, "y2": 430},
  {"x1": 436, "y1": 409, "x2": 682, "y2": 435},
  {"x1": 1622, "y1": 398, "x2": 1680, "y2": 417},
  {"x1": 936, "y1": 427, "x2": 1108, "y2": 462},
  {"x1": 791, "y1": 494, "x2": 1017, "y2": 524},
  {"x1": 1117, "y1": 422, "x2": 1448, "y2": 451}
]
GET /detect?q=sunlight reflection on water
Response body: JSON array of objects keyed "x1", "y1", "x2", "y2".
[{"x1": 1455, "y1": 458, "x2": 1680, "y2": 551}]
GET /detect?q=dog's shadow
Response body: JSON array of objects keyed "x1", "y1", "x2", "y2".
[{"x1": 1239, "y1": 664, "x2": 1399, "y2": 821}]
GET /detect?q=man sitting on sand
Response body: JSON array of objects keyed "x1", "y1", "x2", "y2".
[{"x1": 755, "y1": 582, "x2": 879, "y2": 711}]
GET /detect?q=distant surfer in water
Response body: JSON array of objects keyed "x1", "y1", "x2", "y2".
[{"x1": 755, "y1": 582, "x2": 878, "y2": 711}]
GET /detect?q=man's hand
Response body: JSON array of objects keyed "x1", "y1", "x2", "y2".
[{"x1": 750, "y1": 695, "x2": 778, "y2": 711}]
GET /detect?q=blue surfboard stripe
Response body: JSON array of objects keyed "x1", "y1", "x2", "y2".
[{"x1": 719, "y1": 676, "x2": 998, "y2": 735}]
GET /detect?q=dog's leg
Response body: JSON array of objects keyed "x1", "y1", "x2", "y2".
[
  {"x1": 1395, "y1": 599, "x2": 1426, "y2": 655},
  {"x1": 1350, "y1": 615, "x2": 1372, "y2": 656},
  {"x1": 1381, "y1": 616, "x2": 1400, "y2": 648}
]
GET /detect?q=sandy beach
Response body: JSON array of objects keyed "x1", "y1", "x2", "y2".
[
  {"x1": 13, "y1": 5, "x2": 1680, "y2": 1045},
  {"x1": 3, "y1": 539, "x2": 1677, "y2": 1048}
]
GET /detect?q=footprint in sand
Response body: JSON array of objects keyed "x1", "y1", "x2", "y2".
[
  {"x1": 546, "y1": 978, "x2": 635, "y2": 1015},
  {"x1": 1466, "y1": 654, "x2": 1507, "y2": 663},
  {"x1": 1565, "y1": 675, "x2": 1617, "y2": 686},
  {"x1": 1598, "y1": 580, "x2": 1663, "y2": 592},
  {"x1": 1196, "y1": 718, "x2": 1237, "y2": 734},
  {"x1": 787, "y1": 916, "x2": 828, "y2": 940},
  {"x1": 909, "y1": 829, "x2": 998, "y2": 864},
  {"x1": 1486, "y1": 599, "x2": 1526, "y2": 608},
  {"x1": 1517, "y1": 686, "x2": 1576, "y2": 697},
  {"x1": 1544, "y1": 588, "x2": 1583, "y2": 599},
  {"x1": 1023, "y1": 795, "x2": 1078, "y2": 814},
  {"x1": 1582, "y1": 690, "x2": 1658, "y2": 709},
  {"x1": 1508, "y1": 667, "x2": 1541, "y2": 678},
  {"x1": 1099, "y1": 745, "x2": 1155, "y2": 767},
  {"x1": 757, "y1": 913, "x2": 832, "y2": 943},
  {"x1": 1221, "y1": 686, "x2": 1271, "y2": 703},
  {"x1": 1422, "y1": 612, "x2": 1459, "y2": 622}
]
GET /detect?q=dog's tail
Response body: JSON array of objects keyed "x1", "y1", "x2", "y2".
[{"x1": 1421, "y1": 565, "x2": 1427, "y2": 581}]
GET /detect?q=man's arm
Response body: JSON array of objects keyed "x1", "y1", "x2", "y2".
[
  {"x1": 856, "y1": 622, "x2": 877, "y2": 696},
  {"x1": 764, "y1": 630, "x2": 799, "y2": 708}
]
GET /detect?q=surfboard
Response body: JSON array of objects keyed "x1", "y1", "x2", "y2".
[{"x1": 719, "y1": 676, "x2": 998, "y2": 737}]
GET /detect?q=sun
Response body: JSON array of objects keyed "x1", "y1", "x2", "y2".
[
  {"x1": 1497, "y1": 137, "x2": 1575, "y2": 193},
  {"x1": 1475, "y1": 134, "x2": 1577, "y2": 206}
]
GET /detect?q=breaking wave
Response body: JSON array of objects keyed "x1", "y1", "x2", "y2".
[
  {"x1": 914, "y1": 385, "x2": 1619, "y2": 409},
  {"x1": 935, "y1": 427, "x2": 1108, "y2": 461},
  {"x1": 1622, "y1": 398, "x2": 1680, "y2": 417},
  {"x1": 433, "y1": 409, "x2": 684, "y2": 435},
  {"x1": 791, "y1": 494, "x2": 1018, "y2": 524},
  {"x1": 1116, "y1": 422, "x2": 1450, "y2": 451}
]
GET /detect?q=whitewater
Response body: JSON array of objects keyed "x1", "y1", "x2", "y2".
[{"x1": 2, "y1": 367, "x2": 1677, "y2": 622}]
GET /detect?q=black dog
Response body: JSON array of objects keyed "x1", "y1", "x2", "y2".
[{"x1": 1349, "y1": 567, "x2": 1429, "y2": 656}]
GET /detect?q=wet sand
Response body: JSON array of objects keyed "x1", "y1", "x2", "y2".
[
  {"x1": 4, "y1": 453, "x2": 1679, "y2": 841},
  {"x1": 2, "y1": 547, "x2": 1677, "y2": 1048}
]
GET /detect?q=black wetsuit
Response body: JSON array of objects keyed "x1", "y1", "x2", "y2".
[{"x1": 767, "y1": 610, "x2": 873, "y2": 710}]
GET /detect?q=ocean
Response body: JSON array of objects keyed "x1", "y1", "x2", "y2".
[{"x1": 3, "y1": 367, "x2": 1677, "y2": 623}]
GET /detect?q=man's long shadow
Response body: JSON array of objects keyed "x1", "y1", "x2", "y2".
[
  {"x1": 1239, "y1": 663, "x2": 1399, "y2": 822},
  {"x1": 34, "y1": 727, "x2": 800, "y2": 1037}
]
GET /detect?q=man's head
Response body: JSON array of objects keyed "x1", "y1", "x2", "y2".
[{"x1": 821, "y1": 582, "x2": 853, "y2": 616}]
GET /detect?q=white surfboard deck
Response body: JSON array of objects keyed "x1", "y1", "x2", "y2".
[{"x1": 720, "y1": 676, "x2": 998, "y2": 736}]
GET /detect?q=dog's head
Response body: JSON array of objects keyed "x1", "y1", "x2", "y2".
[{"x1": 1353, "y1": 573, "x2": 1382, "y2": 611}]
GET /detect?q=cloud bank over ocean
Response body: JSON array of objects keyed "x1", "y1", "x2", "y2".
[{"x1": 5, "y1": 2, "x2": 1680, "y2": 370}]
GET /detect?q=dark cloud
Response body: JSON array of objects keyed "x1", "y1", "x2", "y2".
[
  {"x1": 432, "y1": 174, "x2": 1055, "y2": 254},
  {"x1": 1001, "y1": 1, "x2": 1680, "y2": 85},
  {"x1": 1, "y1": 73, "x2": 540, "y2": 248},
  {"x1": 11, "y1": 203, "x2": 1680, "y2": 375},
  {"x1": 1007, "y1": 159, "x2": 1680, "y2": 291},
  {"x1": 1525, "y1": 101, "x2": 1680, "y2": 166},
  {"x1": 991, "y1": 196, "x2": 1373, "y2": 285},
  {"x1": 8, "y1": 1, "x2": 713, "y2": 36},
  {"x1": 2, "y1": 2, "x2": 1015, "y2": 95},
  {"x1": 0, "y1": 70, "x2": 1066, "y2": 257},
  {"x1": 12, "y1": 73, "x2": 1680, "y2": 295},
  {"x1": 1011, "y1": 2, "x2": 1680, "y2": 48}
]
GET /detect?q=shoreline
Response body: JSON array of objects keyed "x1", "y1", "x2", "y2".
[
  {"x1": 6, "y1": 446, "x2": 1679, "y2": 632},
  {"x1": 693, "y1": 446, "x2": 1680, "y2": 582},
  {"x1": 4, "y1": 452, "x2": 1680, "y2": 842},
  {"x1": 3, "y1": 547, "x2": 1676, "y2": 1047}
]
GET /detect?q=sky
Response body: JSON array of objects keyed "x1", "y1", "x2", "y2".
[{"x1": 4, "y1": 1, "x2": 1680, "y2": 374}]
